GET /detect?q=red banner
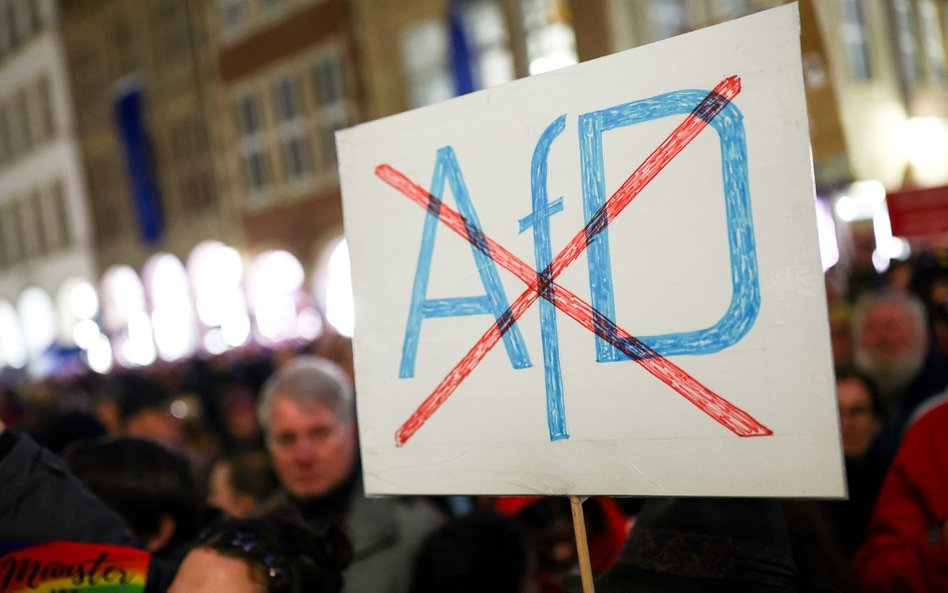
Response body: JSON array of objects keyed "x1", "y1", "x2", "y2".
[{"x1": 887, "y1": 185, "x2": 948, "y2": 240}]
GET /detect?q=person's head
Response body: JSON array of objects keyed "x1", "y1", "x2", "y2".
[
  {"x1": 257, "y1": 357, "x2": 357, "y2": 498},
  {"x1": 169, "y1": 516, "x2": 350, "y2": 593},
  {"x1": 852, "y1": 289, "x2": 929, "y2": 402},
  {"x1": 63, "y1": 436, "x2": 201, "y2": 556},
  {"x1": 570, "y1": 498, "x2": 800, "y2": 593},
  {"x1": 208, "y1": 449, "x2": 280, "y2": 518},
  {"x1": 834, "y1": 365, "x2": 884, "y2": 458},
  {"x1": 410, "y1": 511, "x2": 536, "y2": 593},
  {"x1": 828, "y1": 301, "x2": 854, "y2": 367},
  {"x1": 101, "y1": 373, "x2": 183, "y2": 446}
]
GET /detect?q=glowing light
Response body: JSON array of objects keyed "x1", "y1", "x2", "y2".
[
  {"x1": 297, "y1": 307, "x2": 323, "y2": 341},
  {"x1": 0, "y1": 301, "x2": 27, "y2": 369},
  {"x1": 834, "y1": 195, "x2": 857, "y2": 221},
  {"x1": 18, "y1": 287, "x2": 58, "y2": 356},
  {"x1": 834, "y1": 180, "x2": 886, "y2": 223},
  {"x1": 121, "y1": 311, "x2": 157, "y2": 367},
  {"x1": 188, "y1": 241, "x2": 251, "y2": 354},
  {"x1": 323, "y1": 239, "x2": 354, "y2": 338},
  {"x1": 145, "y1": 253, "x2": 197, "y2": 361},
  {"x1": 73, "y1": 318, "x2": 102, "y2": 350},
  {"x1": 203, "y1": 329, "x2": 227, "y2": 355},
  {"x1": 68, "y1": 281, "x2": 99, "y2": 319},
  {"x1": 815, "y1": 198, "x2": 839, "y2": 271},
  {"x1": 248, "y1": 250, "x2": 305, "y2": 343},
  {"x1": 897, "y1": 116, "x2": 948, "y2": 173},
  {"x1": 170, "y1": 399, "x2": 190, "y2": 419},
  {"x1": 86, "y1": 334, "x2": 113, "y2": 374},
  {"x1": 221, "y1": 307, "x2": 251, "y2": 347},
  {"x1": 873, "y1": 201, "x2": 911, "y2": 270},
  {"x1": 152, "y1": 304, "x2": 194, "y2": 361}
]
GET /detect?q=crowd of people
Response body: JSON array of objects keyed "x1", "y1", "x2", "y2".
[{"x1": 1, "y1": 246, "x2": 948, "y2": 592}]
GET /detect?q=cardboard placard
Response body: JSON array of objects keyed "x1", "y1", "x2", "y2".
[{"x1": 339, "y1": 4, "x2": 844, "y2": 497}]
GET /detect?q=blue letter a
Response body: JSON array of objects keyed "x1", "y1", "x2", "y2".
[{"x1": 399, "y1": 147, "x2": 532, "y2": 378}]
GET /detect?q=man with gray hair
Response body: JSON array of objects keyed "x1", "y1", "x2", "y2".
[
  {"x1": 257, "y1": 355, "x2": 442, "y2": 593},
  {"x1": 852, "y1": 289, "x2": 948, "y2": 456}
]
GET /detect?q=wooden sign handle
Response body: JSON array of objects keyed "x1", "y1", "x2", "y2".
[{"x1": 570, "y1": 496, "x2": 596, "y2": 593}]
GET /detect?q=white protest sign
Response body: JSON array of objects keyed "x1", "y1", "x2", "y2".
[{"x1": 338, "y1": 3, "x2": 845, "y2": 497}]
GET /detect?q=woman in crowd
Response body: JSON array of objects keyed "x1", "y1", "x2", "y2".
[{"x1": 169, "y1": 516, "x2": 350, "y2": 593}]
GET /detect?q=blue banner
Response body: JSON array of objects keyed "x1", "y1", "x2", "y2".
[
  {"x1": 448, "y1": 0, "x2": 478, "y2": 96},
  {"x1": 114, "y1": 86, "x2": 163, "y2": 245}
]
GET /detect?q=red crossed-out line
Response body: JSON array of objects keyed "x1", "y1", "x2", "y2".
[{"x1": 377, "y1": 75, "x2": 772, "y2": 446}]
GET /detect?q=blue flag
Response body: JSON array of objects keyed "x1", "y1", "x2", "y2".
[
  {"x1": 448, "y1": 0, "x2": 478, "y2": 96},
  {"x1": 114, "y1": 85, "x2": 163, "y2": 245}
]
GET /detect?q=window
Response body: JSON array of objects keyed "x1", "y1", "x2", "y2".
[
  {"x1": 917, "y1": 0, "x2": 946, "y2": 85},
  {"x1": 8, "y1": 90, "x2": 31, "y2": 157},
  {"x1": 87, "y1": 155, "x2": 127, "y2": 246},
  {"x1": 220, "y1": 0, "x2": 247, "y2": 40},
  {"x1": 47, "y1": 179, "x2": 72, "y2": 250},
  {"x1": 711, "y1": 0, "x2": 750, "y2": 20},
  {"x1": 17, "y1": 196, "x2": 39, "y2": 259},
  {"x1": 1, "y1": 201, "x2": 22, "y2": 266},
  {"x1": 156, "y1": 0, "x2": 191, "y2": 66},
  {"x1": 30, "y1": 190, "x2": 47, "y2": 256},
  {"x1": 841, "y1": 0, "x2": 873, "y2": 80},
  {"x1": 401, "y1": 20, "x2": 452, "y2": 107},
  {"x1": 36, "y1": 75, "x2": 56, "y2": 142},
  {"x1": 520, "y1": 0, "x2": 577, "y2": 75},
  {"x1": 467, "y1": 0, "x2": 513, "y2": 87},
  {"x1": 647, "y1": 0, "x2": 688, "y2": 41},
  {"x1": 232, "y1": 45, "x2": 354, "y2": 204},
  {"x1": 310, "y1": 52, "x2": 348, "y2": 168},
  {"x1": 272, "y1": 75, "x2": 313, "y2": 182},
  {"x1": 111, "y1": 19, "x2": 138, "y2": 76},
  {"x1": 0, "y1": 5, "x2": 11, "y2": 59},
  {"x1": 0, "y1": 101, "x2": 10, "y2": 165},
  {"x1": 401, "y1": 1, "x2": 514, "y2": 108},
  {"x1": 71, "y1": 46, "x2": 107, "y2": 128},
  {"x1": 170, "y1": 118, "x2": 217, "y2": 214},
  {"x1": 235, "y1": 92, "x2": 272, "y2": 198},
  {"x1": 6, "y1": 2, "x2": 20, "y2": 48},
  {"x1": 892, "y1": 0, "x2": 923, "y2": 87}
]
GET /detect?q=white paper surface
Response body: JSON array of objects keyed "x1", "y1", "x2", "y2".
[{"x1": 338, "y1": 4, "x2": 845, "y2": 497}]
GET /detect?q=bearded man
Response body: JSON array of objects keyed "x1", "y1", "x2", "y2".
[{"x1": 852, "y1": 289, "x2": 948, "y2": 456}]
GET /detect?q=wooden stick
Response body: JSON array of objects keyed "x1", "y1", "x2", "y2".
[{"x1": 570, "y1": 496, "x2": 596, "y2": 593}]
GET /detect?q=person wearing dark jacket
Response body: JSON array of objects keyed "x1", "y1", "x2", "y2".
[{"x1": 0, "y1": 417, "x2": 175, "y2": 592}]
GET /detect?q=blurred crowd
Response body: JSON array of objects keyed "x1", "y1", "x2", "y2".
[{"x1": 1, "y1": 247, "x2": 948, "y2": 593}]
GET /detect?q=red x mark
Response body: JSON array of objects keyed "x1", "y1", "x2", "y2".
[{"x1": 377, "y1": 75, "x2": 771, "y2": 446}]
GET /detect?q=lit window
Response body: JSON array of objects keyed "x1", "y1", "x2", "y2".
[
  {"x1": 917, "y1": 0, "x2": 946, "y2": 85},
  {"x1": 891, "y1": 0, "x2": 922, "y2": 87},
  {"x1": 841, "y1": 0, "x2": 873, "y2": 80},
  {"x1": 521, "y1": 0, "x2": 578, "y2": 75},
  {"x1": 401, "y1": 1, "x2": 514, "y2": 108}
]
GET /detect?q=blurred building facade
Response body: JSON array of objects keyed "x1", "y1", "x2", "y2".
[
  {"x1": 0, "y1": 0, "x2": 97, "y2": 372},
  {"x1": 0, "y1": 0, "x2": 945, "y2": 375}
]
